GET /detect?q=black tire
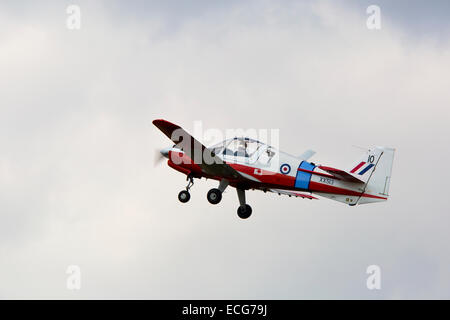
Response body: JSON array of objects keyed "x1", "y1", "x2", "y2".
[
  {"x1": 237, "y1": 204, "x2": 252, "y2": 219},
  {"x1": 178, "y1": 190, "x2": 190, "y2": 203},
  {"x1": 207, "y1": 188, "x2": 222, "y2": 205}
]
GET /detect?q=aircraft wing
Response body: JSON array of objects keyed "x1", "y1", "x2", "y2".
[
  {"x1": 268, "y1": 189, "x2": 318, "y2": 200},
  {"x1": 153, "y1": 119, "x2": 242, "y2": 180},
  {"x1": 317, "y1": 166, "x2": 365, "y2": 184}
]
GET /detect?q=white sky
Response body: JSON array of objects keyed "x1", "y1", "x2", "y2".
[{"x1": 1, "y1": 0, "x2": 450, "y2": 299}]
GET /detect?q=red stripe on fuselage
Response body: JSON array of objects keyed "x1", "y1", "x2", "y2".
[
  {"x1": 309, "y1": 181, "x2": 387, "y2": 200},
  {"x1": 228, "y1": 163, "x2": 296, "y2": 187}
]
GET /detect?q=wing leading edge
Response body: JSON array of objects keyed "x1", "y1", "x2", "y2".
[{"x1": 153, "y1": 119, "x2": 243, "y2": 180}]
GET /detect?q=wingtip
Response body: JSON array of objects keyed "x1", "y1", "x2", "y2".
[
  {"x1": 152, "y1": 119, "x2": 165, "y2": 126},
  {"x1": 152, "y1": 119, "x2": 179, "y2": 128}
]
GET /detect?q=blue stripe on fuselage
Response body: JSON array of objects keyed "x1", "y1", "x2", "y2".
[{"x1": 295, "y1": 161, "x2": 315, "y2": 190}]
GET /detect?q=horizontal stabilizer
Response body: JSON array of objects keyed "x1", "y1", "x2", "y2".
[
  {"x1": 298, "y1": 149, "x2": 316, "y2": 160},
  {"x1": 317, "y1": 166, "x2": 365, "y2": 184}
]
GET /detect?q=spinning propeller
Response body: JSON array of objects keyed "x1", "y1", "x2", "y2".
[{"x1": 154, "y1": 147, "x2": 170, "y2": 166}]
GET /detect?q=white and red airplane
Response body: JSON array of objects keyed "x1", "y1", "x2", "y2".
[{"x1": 153, "y1": 119, "x2": 395, "y2": 219}]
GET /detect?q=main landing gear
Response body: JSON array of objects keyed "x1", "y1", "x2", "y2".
[
  {"x1": 207, "y1": 179, "x2": 228, "y2": 205},
  {"x1": 178, "y1": 175, "x2": 194, "y2": 203},
  {"x1": 178, "y1": 176, "x2": 253, "y2": 219},
  {"x1": 236, "y1": 188, "x2": 252, "y2": 219},
  {"x1": 208, "y1": 181, "x2": 252, "y2": 219},
  {"x1": 207, "y1": 189, "x2": 221, "y2": 204}
]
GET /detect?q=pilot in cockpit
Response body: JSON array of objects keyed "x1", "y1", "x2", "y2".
[{"x1": 235, "y1": 140, "x2": 248, "y2": 157}]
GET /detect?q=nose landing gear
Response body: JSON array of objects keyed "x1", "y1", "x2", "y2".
[
  {"x1": 178, "y1": 190, "x2": 190, "y2": 203},
  {"x1": 178, "y1": 174, "x2": 194, "y2": 203}
]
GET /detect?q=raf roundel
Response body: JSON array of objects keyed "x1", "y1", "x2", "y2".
[{"x1": 280, "y1": 163, "x2": 291, "y2": 175}]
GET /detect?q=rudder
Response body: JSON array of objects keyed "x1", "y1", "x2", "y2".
[{"x1": 357, "y1": 147, "x2": 395, "y2": 204}]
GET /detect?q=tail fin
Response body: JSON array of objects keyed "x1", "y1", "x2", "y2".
[
  {"x1": 355, "y1": 147, "x2": 396, "y2": 204},
  {"x1": 312, "y1": 146, "x2": 395, "y2": 205},
  {"x1": 347, "y1": 147, "x2": 384, "y2": 183}
]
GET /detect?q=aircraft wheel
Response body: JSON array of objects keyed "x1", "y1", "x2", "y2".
[
  {"x1": 178, "y1": 190, "x2": 190, "y2": 203},
  {"x1": 237, "y1": 204, "x2": 252, "y2": 219},
  {"x1": 207, "y1": 188, "x2": 222, "y2": 205}
]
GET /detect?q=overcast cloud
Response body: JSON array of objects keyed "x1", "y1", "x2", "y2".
[{"x1": 1, "y1": 0, "x2": 450, "y2": 299}]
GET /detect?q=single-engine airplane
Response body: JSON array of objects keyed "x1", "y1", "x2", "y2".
[{"x1": 153, "y1": 119, "x2": 395, "y2": 219}]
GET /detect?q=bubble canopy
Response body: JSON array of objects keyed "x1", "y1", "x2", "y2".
[{"x1": 209, "y1": 137, "x2": 276, "y2": 159}]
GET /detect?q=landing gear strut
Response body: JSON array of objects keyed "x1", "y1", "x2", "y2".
[
  {"x1": 236, "y1": 188, "x2": 252, "y2": 219},
  {"x1": 178, "y1": 174, "x2": 194, "y2": 203}
]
